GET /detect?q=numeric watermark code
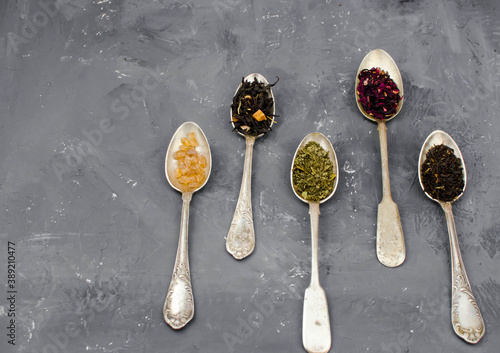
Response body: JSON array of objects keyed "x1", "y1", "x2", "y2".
[{"x1": 6, "y1": 241, "x2": 17, "y2": 346}]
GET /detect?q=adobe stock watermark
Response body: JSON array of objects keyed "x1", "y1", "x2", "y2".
[
  {"x1": 29, "y1": 288, "x2": 108, "y2": 353},
  {"x1": 222, "y1": 271, "x2": 304, "y2": 353},
  {"x1": 3, "y1": 0, "x2": 62, "y2": 57},
  {"x1": 380, "y1": 287, "x2": 447, "y2": 353},
  {"x1": 51, "y1": 72, "x2": 160, "y2": 182}
]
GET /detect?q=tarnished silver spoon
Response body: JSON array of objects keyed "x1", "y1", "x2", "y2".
[
  {"x1": 418, "y1": 130, "x2": 485, "y2": 344},
  {"x1": 226, "y1": 73, "x2": 275, "y2": 260},
  {"x1": 355, "y1": 49, "x2": 406, "y2": 267},
  {"x1": 163, "y1": 121, "x2": 212, "y2": 329},
  {"x1": 291, "y1": 133, "x2": 339, "y2": 353}
]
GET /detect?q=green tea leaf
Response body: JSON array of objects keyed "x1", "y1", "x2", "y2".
[{"x1": 292, "y1": 141, "x2": 336, "y2": 202}]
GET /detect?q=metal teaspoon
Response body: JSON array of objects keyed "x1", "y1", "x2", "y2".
[
  {"x1": 355, "y1": 49, "x2": 406, "y2": 267},
  {"x1": 418, "y1": 130, "x2": 485, "y2": 344},
  {"x1": 291, "y1": 132, "x2": 339, "y2": 353},
  {"x1": 163, "y1": 122, "x2": 212, "y2": 329},
  {"x1": 226, "y1": 73, "x2": 276, "y2": 260}
]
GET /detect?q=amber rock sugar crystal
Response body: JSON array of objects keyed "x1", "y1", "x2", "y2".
[{"x1": 174, "y1": 132, "x2": 207, "y2": 190}]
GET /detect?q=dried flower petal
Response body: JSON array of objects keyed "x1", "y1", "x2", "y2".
[{"x1": 356, "y1": 67, "x2": 401, "y2": 120}]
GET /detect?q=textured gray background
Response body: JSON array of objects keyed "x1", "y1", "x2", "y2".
[{"x1": 1, "y1": 0, "x2": 499, "y2": 352}]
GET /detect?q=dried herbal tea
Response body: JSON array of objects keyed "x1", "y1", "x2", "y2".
[
  {"x1": 231, "y1": 76, "x2": 279, "y2": 136},
  {"x1": 421, "y1": 144, "x2": 464, "y2": 202},
  {"x1": 357, "y1": 67, "x2": 401, "y2": 120},
  {"x1": 292, "y1": 141, "x2": 336, "y2": 202}
]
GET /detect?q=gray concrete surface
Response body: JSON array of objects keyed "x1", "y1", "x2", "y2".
[{"x1": 1, "y1": 0, "x2": 499, "y2": 352}]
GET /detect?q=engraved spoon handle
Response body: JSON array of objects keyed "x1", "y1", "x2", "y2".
[
  {"x1": 163, "y1": 192, "x2": 194, "y2": 329},
  {"x1": 442, "y1": 202, "x2": 485, "y2": 343},
  {"x1": 376, "y1": 121, "x2": 405, "y2": 267},
  {"x1": 303, "y1": 202, "x2": 331, "y2": 353},
  {"x1": 226, "y1": 136, "x2": 256, "y2": 259}
]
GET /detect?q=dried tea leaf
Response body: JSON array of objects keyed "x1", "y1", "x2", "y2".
[
  {"x1": 421, "y1": 144, "x2": 464, "y2": 202},
  {"x1": 230, "y1": 76, "x2": 279, "y2": 136},
  {"x1": 292, "y1": 141, "x2": 336, "y2": 202}
]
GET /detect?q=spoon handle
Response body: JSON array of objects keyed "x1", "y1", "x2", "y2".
[
  {"x1": 376, "y1": 121, "x2": 405, "y2": 267},
  {"x1": 442, "y1": 202, "x2": 485, "y2": 343},
  {"x1": 227, "y1": 136, "x2": 256, "y2": 259},
  {"x1": 309, "y1": 203, "x2": 321, "y2": 287},
  {"x1": 163, "y1": 192, "x2": 194, "y2": 329},
  {"x1": 302, "y1": 202, "x2": 331, "y2": 353}
]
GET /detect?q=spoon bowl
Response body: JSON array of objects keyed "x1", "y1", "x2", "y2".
[
  {"x1": 418, "y1": 130, "x2": 484, "y2": 344},
  {"x1": 226, "y1": 73, "x2": 276, "y2": 260},
  {"x1": 231, "y1": 73, "x2": 275, "y2": 138},
  {"x1": 291, "y1": 132, "x2": 339, "y2": 204},
  {"x1": 355, "y1": 49, "x2": 406, "y2": 267},
  {"x1": 163, "y1": 121, "x2": 211, "y2": 330},
  {"x1": 355, "y1": 49, "x2": 404, "y2": 122},
  {"x1": 165, "y1": 121, "x2": 212, "y2": 192},
  {"x1": 418, "y1": 130, "x2": 466, "y2": 203},
  {"x1": 291, "y1": 132, "x2": 338, "y2": 353}
]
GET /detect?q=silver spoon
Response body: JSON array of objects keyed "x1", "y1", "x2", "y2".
[
  {"x1": 163, "y1": 121, "x2": 212, "y2": 329},
  {"x1": 291, "y1": 132, "x2": 339, "y2": 353},
  {"x1": 355, "y1": 49, "x2": 406, "y2": 267},
  {"x1": 418, "y1": 130, "x2": 485, "y2": 344},
  {"x1": 226, "y1": 73, "x2": 275, "y2": 260}
]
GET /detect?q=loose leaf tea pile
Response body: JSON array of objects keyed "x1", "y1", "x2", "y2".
[
  {"x1": 231, "y1": 76, "x2": 279, "y2": 136},
  {"x1": 357, "y1": 67, "x2": 401, "y2": 120},
  {"x1": 421, "y1": 144, "x2": 464, "y2": 202},
  {"x1": 292, "y1": 141, "x2": 336, "y2": 202}
]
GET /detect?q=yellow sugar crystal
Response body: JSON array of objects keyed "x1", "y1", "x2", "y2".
[
  {"x1": 174, "y1": 150, "x2": 187, "y2": 160},
  {"x1": 181, "y1": 137, "x2": 190, "y2": 147},
  {"x1": 187, "y1": 132, "x2": 198, "y2": 147},
  {"x1": 199, "y1": 155, "x2": 207, "y2": 168}
]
